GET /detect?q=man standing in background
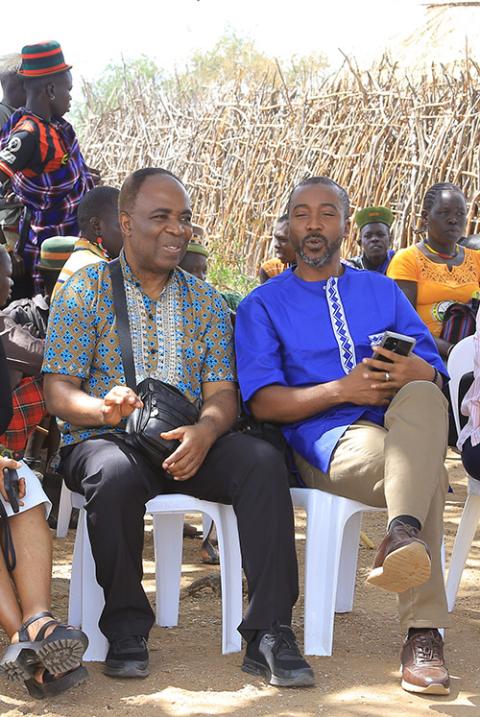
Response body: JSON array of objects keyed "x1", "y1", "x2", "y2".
[{"x1": 0, "y1": 42, "x2": 97, "y2": 296}]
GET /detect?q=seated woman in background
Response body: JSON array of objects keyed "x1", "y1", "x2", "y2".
[{"x1": 387, "y1": 183, "x2": 480, "y2": 360}]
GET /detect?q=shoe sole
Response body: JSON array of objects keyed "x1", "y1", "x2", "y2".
[
  {"x1": 401, "y1": 678, "x2": 450, "y2": 695},
  {"x1": 103, "y1": 661, "x2": 149, "y2": 679},
  {"x1": 242, "y1": 657, "x2": 315, "y2": 688},
  {"x1": 37, "y1": 636, "x2": 89, "y2": 675},
  {"x1": 0, "y1": 644, "x2": 39, "y2": 682},
  {"x1": 366, "y1": 542, "x2": 431, "y2": 593}
]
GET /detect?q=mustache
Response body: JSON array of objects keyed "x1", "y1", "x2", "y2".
[{"x1": 302, "y1": 233, "x2": 328, "y2": 243}]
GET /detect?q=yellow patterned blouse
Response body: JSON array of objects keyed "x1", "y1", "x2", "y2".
[{"x1": 387, "y1": 244, "x2": 480, "y2": 337}]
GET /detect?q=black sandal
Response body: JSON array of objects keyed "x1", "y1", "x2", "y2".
[
  {"x1": 0, "y1": 611, "x2": 88, "y2": 682},
  {"x1": 25, "y1": 664, "x2": 88, "y2": 699},
  {"x1": 0, "y1": 640, "x2": 39, "y2": 682}
]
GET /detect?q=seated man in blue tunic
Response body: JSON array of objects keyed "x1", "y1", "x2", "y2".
[{"x1": 235, "y1": 176, "x2": 451, "y2": 696}]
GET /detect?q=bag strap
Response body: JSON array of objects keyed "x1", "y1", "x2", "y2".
[
  {"x1": 108, "y1": 259, "x2": 137, "y2": 390},
  {"x1": 0, "y1": 498, "x2": 16, "y2": 572}
]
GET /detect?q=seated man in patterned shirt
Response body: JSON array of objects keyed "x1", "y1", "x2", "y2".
[
  {"x1": 235, "y1": 176, "x2": 452, "y2": 696},
  {"x1": 42, "y1": 167, "x2": 313, "y2": 687}
]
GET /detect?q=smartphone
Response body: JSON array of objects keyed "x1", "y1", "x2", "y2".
[
  {"x1": 3, "y1": 468, "x2": 19, "y2": 513},
  {"x1": 372, "y1": 331, "x2": 416, "y2": 365}
]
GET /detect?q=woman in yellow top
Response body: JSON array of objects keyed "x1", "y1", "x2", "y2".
[{"x1": 387, "y1": 182, "x2": 480, "y2": 359}]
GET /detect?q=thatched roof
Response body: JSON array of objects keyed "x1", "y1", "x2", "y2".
[{"x1": 392, "y1": 1, "x2": 480, "y2": 70}]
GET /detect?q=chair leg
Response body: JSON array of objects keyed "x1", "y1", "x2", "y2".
[
  {"x1": 335, "y1": 511, "x2": 362, "y2": 613},
  {"x1": 68, "y1": 507, "x2": 84, "y2": 628},
  {"x1": 56, "y1": 481, "x2": 73, "y2": 539},
  {"x1": 202, "y1": 514, "x2": 213, "y2": 539},
  {"x1": 216, "y1": 505, "x2": 243, "y2": 654},
  {"x1": 70, "y1": 509, "x2": 108, "y2": 662},
  {"x1": 446, "y1": 494, "x2": 480, "y2": 611},
  {"x1": 303, "y1": 493, "x2": 346, "y2": 656},
  {"x1": 153, "y1": 513, "x2": 184, "y2": 627}
]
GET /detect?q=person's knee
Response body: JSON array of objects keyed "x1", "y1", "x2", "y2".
[
  {"x1": 397, "y1": 380, "x2": 448, "y2": 409},
  {"x1": 237, "y1": 436, "x2": 290, "y2": 492},
  {"x1": 79, "y1": 446, "x2": 148, "y2": 507}
]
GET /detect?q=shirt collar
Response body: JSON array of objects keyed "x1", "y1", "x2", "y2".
[
  {"x1": 119, "y1": 249, "x2": 178, "y2": 293},
  {"x1": 74, "y1": 238, "x2": 108, "y2": 259}
]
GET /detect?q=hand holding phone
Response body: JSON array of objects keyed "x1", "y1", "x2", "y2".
[
  {"x1": 3, "y1": 468, "x2": 20, "y2": 513},
  {"x1": 371, "y1": 331, "x2": 416, "y2": 366}
]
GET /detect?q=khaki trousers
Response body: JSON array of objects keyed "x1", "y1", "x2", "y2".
[{"x1": 294, "y1": 381, "x2": 450, "y2": 631}]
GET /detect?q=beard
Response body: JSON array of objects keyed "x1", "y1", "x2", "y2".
[{"x1": 297, "y1": 233, "x2": 343, "y2": 268}]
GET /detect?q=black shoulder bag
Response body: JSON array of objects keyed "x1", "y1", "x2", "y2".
[{"x1": 109, "y1": 259, "x2": 200, "y2": 470}]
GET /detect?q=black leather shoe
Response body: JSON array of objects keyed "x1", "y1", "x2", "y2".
[
  {"x1": 242, "y1": 625, "x2": 315, "y2": 687},
  {"x1": 104, "y1": 636, "x2": 149, "y2": 678}
]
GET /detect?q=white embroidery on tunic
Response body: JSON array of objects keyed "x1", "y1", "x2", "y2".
[
  {"x1": 124, "y1": 275, "x2": 181, "y2": 385},
  {"x1": 325, "y1": 276, "x2": 356, "y2": 374}
]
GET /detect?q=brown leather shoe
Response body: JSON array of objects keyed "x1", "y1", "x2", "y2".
[
  {"x1": 401, "y1": 629, "x2": 450, "y2": 695},
  {"x1": 366, "y1": 522, "x2": 431, "y2": 593}
]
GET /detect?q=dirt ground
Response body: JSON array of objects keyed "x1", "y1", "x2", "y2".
[{"x1": 1, "y1": 452, "x2": 479, "y2": 717}]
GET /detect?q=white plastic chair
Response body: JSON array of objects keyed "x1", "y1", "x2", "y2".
[
  {"x1": 67, "y1": 492, "x2": 243, "y2": 661},
  {"x1": 290, "y1": 487, "x2": 384, "y2": 656},
  {"x1": 56, "y1": 481, "x2": 72, "y2": 538},
  {"x1": 445, "y1": 335, "x2": 480, "y2": 611},
  {"x1": 57, "y1": 481, "x2": 212, "y2": 540}
]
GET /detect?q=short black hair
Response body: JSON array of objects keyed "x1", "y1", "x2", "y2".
[
  {"x1": 119, "y1": 167, "x2": 184, "y2": 213},
  {"x1": 77, "y1": 186, "x2": 120, "y2": 234},
  {"x1": 288, "y1": 176, "x2": 350, "y2": 219},
  {"x1": 422, "y1": 182, "x2": 465, "y2": 214}
]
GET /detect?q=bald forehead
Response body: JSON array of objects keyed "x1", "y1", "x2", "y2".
[
  {"x1": 0, "y1": 246, "x2": 11, "y2": 268},
  {"x1": 133, "y1": 174, "x2": 191, "y2": 212},
  {"x1": 290, "y1": 184, "x2": 344, "y2": 213}
]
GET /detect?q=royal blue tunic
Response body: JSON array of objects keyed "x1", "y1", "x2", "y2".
[{"x1": 235, "y1": 266, "x2": 446, "y2": 473}]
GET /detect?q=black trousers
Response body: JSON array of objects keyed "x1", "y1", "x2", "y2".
[
  {"x1": 61, "y1": 432, "x2": 299, "y2": 643},
  {"x1": 461, "y1": 436, "x2": 480, "y2": 480}
]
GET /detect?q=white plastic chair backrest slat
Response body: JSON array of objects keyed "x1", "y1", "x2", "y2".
[{"x1": 447, "y1": 335, "x2": 475, "y2": 435}]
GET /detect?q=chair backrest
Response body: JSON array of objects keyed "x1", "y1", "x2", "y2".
[{"x1": 447, "y1": 335, "x2": 475, "y2": 435}]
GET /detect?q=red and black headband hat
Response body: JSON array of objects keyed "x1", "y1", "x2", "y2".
[{"x1": 18, "y1": 41, "x2": 72, "y2": 78}]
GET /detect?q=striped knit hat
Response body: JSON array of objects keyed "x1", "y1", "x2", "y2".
[
  {"x1": 18, "y1": 41, "x2": 71, "y2": 78},
  {"x1": 37, "y1": 236, "x2": 76, "y2": 271}
]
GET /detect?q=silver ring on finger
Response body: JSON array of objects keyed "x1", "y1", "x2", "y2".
[{"x1": 384, "y1": 371, "x2": 390, "y2": 382}]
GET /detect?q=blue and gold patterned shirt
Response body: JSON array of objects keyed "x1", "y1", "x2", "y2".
[{"x1": 42, "y1": 252, "x2": 236, "y2": 446}]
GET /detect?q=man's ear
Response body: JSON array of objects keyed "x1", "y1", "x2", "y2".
[
  {"x1": 343, "y1": 217, "x2": 351, "y2": 237},
  {"x1": 46, "y1": 82, "x2": 56, "y2": 100},
  {"x1": 119, "y1": 211, "x2": 131, "y2": 237},
  {"x1": 90, "y1": 216, "x2": 102, "y2": 237}
]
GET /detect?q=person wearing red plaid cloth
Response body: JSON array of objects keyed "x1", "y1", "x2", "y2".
[
  {"x1": 0, "y1": 311, "x2": 88, "y2": 698},
  {"x1": 0, "y1": 41, "x2": 98, "y2": 297},
  {"x1": 0, "y1": 246, "x2": 45, "y2": 451}
]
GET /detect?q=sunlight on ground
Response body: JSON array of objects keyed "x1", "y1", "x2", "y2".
[{"x1": 123, "y1": 684, "x2": 277, "y2": 715}]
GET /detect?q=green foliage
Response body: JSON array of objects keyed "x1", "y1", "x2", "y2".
[
  {"x1": 208, "y1": 258, "x2": 258, "y2": 298},
  {"x1": 78, "y1": 32, "x2": 329, "y2": 111},
  {"x1": 168, "y1": 32, "x2": 278, "y2": 94},
  {"x1": 78, "y1": 55, "x2": 163, "y2": 116}
]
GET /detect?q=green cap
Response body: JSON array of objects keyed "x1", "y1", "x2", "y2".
[
  {"x1": 355, "y1": 206, "x2": 393, "y2": 231},
  {"x1": 185, "y1": 241, "x2": 208, "y2": 257},
  {"x1": 37, "y1": 236, "x2": 76, "y2": 271}
]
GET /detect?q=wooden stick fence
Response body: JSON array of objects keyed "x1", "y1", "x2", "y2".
[{"x1": 78, "y1": 56, "x2": 480, "y2": 275}]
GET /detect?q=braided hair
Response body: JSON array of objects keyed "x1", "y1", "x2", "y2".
[{"x1": 421, "y1": 182, "x2": 465, "y2": 215}]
